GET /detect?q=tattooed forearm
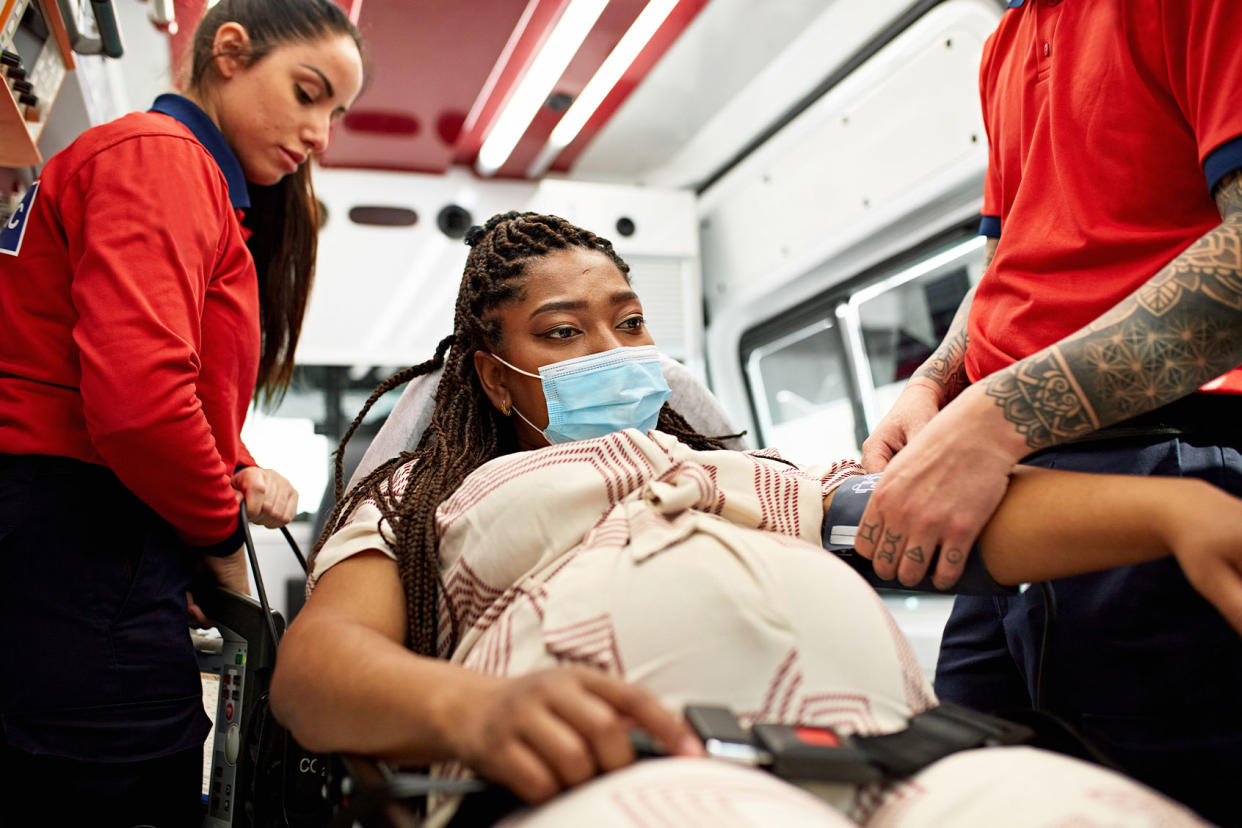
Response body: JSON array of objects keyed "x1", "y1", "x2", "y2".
[
  {"x1": 913, "y1": 328, "x2": 970, "y2": 399},
  {"x1": 985, "y1": 171, "x2": 1242, "y2": 450},
  {"x1": 912, "y1": 285, "x2": 977, "y2": 401},
  {"x1": 982, "y1": 236, "x2": 998, "y2": 271}
]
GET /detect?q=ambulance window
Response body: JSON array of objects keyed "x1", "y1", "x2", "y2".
[
  {"x1": 847, "y1": 235, "x2": 987, "y2": 425},
  {"x1": 744, "y1": 319, "x2": 860, "y2": 461}
]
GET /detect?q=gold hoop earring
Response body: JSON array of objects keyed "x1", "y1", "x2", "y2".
[{"x1": 501, "y1": 400, "x2": 512, "y2": 417}]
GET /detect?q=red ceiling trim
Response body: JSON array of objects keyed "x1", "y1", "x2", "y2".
[
  {"x1": 451, "y1": 0, "x2": 574, "y2": 165},
  {"x1": 549, "y1": 0, "x2": 710, "y2": 173}
]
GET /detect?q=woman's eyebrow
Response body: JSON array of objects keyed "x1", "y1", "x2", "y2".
[
  {"x1": 299, "y1": 64, "x2": 335, "y2": 98},
  {"x1": 529, "y1": 291, "x2": 639, "y2": 319},
  {"x1": 530, "y1": 300, "x2": 587, "y2": 318}
]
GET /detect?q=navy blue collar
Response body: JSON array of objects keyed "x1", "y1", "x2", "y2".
[
  {"x1": 149, "y1": 93, "x2": 250, "y2": 210},
  {"x1": 1008, "y1": 0, "x2": 1025, "y2": 6}
]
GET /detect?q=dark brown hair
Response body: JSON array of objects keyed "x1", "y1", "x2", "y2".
[
  {"x1": 189, "y1": 0, "x2": 363, "y2": 403},
  {"x1": 315, "y1": 212, "x2": 729, "y2": 654}
]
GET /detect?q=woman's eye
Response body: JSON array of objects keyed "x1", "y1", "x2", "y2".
[
  {"x1": 543, "y1": 326, "x2": 579, "y2": 340},
  {"x1": 295, "y1": 86, "x2": 314, "y2": 104}
]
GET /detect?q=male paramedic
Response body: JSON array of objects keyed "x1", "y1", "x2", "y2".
[{"x1": 850, "y1": 2, "x2": 1242, "y2": 823}]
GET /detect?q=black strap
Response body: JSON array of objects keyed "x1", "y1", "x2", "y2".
[{"x1": 850, "y1": 702, "x2": 1033, "y2": 777}]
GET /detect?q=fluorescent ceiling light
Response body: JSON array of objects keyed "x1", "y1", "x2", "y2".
[
  {"x1": 529, "y1": 0, "x2": 679, "y2": 177},
  {"x1": 476, "y1": 0, "x2": 609, "y2": 176}
]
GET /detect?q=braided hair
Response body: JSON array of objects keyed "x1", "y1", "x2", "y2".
[{"x1": 316, "y1": 211, "x2": 729, "y2": 654}]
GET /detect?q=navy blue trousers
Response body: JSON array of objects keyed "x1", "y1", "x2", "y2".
[
  {"x1": 935, "y1": 432, "x2": 1242, "y2": 826},
  {"x1": 0, "y1": 454, "x2": 211, "y2": 824}
]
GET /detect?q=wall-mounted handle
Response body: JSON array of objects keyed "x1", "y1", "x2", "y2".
[{"x1": 54, "y1": 0, "x2": 123, "y2": 59}]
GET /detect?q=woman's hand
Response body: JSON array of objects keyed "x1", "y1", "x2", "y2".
[
  {"x1": 1165, "y1": 481, "x2": 1242, "y2": 637},
  {"x1": 446, "y1": 668, "x2": 703, "y2": 804},
  {"x1": 187, "y1": 547, "x2": 250, "y2": 627},
  {"x1": 232, "y1": 466, "x2": 299, "y2": 528}
]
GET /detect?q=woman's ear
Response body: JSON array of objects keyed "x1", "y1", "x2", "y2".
[
  {"x1": 210, "y1": 22, "x2": 253, "y2": 80},
  {"x1": 473, "y1": 351, "x2": 511, "y2": 415}
]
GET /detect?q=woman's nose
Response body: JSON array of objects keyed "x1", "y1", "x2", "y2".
[
  {"x1": 303, "y1": 115, "x2": 331, "y2": 154},
  {"x1": 591, "y1": 329, "x2": 627, "y2": 354}
]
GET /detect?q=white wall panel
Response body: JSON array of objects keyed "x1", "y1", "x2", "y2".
[
  {"x1": 700, "y1": 0, "x2": 1001, "y2": 435},
  {"x1": 302, "y1": 168, "x2": 701, "y2": 367}
]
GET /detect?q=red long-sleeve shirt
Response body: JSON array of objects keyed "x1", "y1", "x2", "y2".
[{"x1": 0, "y1": 98, "x2": 258, "y2": 548}]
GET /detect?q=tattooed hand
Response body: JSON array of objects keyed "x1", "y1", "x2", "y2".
[
  {"x1": 855, "y1": 381, "x2": 1026, "y2": 588},
  {"x1": 861, "y1": 382, "x2": 943, "y2": 474}
]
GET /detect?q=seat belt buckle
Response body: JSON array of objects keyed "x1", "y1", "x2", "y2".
[{"x1": 684, "y1": 705, "x2": 882, "y2": 783}]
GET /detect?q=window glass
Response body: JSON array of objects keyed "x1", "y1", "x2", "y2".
[
  {"x1": 853, "y1": 236, "x2": 986, "y2": 419},
  {"x1": 746, "y1": 320, "x2": 859, "y2": 461},
  {"x1": 740, "y1": 231, "x2": 986, "y2": 462}
]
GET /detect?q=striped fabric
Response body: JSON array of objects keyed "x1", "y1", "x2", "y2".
[{"x1": 311, "y1": 430, "x2": 1206, "y2": 826}]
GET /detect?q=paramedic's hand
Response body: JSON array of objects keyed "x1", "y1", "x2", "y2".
[
  {"x1": 186, "y1": 548, "x2": 250, "y2": 627},
  {"x1": 232, "y1": 466, "x2": 299, "y2": 528},
  {"x1": 861, "y1": 381, "x2": 943, "y2": 474},
  {"x1": 450, "y1": 667, "x2": 703, "y2": 803},
  {"x1": 856, "y1": 382, "x2": 1026, "y2": 589},
  {"x1": 1166, "y1": 482, "x2": 1242, "y2": 637}
]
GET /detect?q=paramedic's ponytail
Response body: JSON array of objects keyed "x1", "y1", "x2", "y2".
[{"x1": 187, "y1": 0, "x2": 364, "y2": 403}]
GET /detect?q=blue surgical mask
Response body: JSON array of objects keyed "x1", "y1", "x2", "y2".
[{"x1": 490, "y1": 345, "x2": 672, "y2": 445}]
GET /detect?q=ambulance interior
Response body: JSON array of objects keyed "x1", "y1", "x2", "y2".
[{"x1": 3, "y1": 0, "x2": 1009, "y2": 817}]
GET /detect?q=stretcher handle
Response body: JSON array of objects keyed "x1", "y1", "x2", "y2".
[{"x1": 239, "y1": 498, "x2": 282, "y2": 650}]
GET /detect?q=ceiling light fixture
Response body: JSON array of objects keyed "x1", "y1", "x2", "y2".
[
  {"x1": 528, "y1": 0, "x2": 679, "y2": 178},
  {"x1": 475, "y1": 0, "x2": 609, "y2": 177}
]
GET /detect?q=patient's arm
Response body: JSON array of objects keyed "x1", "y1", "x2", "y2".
[
  {"x1": 826, "y1": 466, "x2": 1242, "y2": 634},
  {"x1": 978, "y1": 467, "x2": 1242, "y2": 634},
  {"x1": 271, "y1": 551, "x2": 701, "y2": 803}
]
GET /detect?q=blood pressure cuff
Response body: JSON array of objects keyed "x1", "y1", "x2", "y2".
[{"x1": 823, "y1": 473, "x2": 1017, "y2": 596}]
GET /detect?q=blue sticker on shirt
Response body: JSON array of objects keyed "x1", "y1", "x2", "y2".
[{"x1": 1, "y1": 181, "x2": 40, "y2": 257}]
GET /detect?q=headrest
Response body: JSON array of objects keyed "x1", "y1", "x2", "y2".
[{"x1": 347, "y1": 354, "x2": 748, "y2": 491}]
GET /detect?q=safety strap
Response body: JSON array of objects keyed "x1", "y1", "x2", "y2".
[{"x1": 687, "y1": 702, "x2": 1034, "y2": 784}]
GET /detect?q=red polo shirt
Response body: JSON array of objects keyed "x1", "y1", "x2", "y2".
[
  {"x1": 0, "y1": 95, "x2": 258, "y2": 549},
  {"x1": 969, "y1": 0, "x2": 1242, "y2": 395}
]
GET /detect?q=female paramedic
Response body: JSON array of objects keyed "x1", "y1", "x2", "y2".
[
  {"x1": 271, "y1": 212, "x2": 1241, "y2": 826},
  {"x1": 0, "y1": 1, "x2": 363, "y2": 824}
]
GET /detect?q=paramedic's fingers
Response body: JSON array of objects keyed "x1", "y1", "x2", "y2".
[
  {"x1": 861, "y1": 382, "x2": 942, "y2": 474},
  {"x1": 232, "y1": 466, "x2": 299, "y2": 528},
  {"x1": 860, "y1": 385, "x2": 1021, "y2": 589},
  {"x1": 265, "y1": 469, "x2": 299, "y2": 525}
]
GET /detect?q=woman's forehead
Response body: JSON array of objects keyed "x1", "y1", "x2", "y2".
[{"x1": 517, "y1": 247, "x2": 629, "y2": 299}]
